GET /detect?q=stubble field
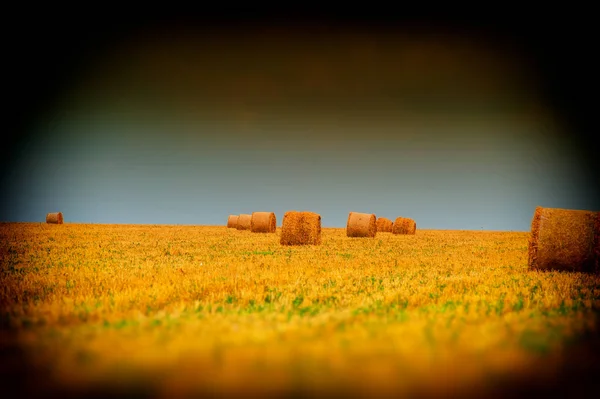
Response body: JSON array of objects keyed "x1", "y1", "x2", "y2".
[{"x1": 1, "y1": 223, "x2": 599, "y2": 398}]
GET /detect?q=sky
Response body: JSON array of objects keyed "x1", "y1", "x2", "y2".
[{"x1": 2, "y1": 12, "x2": 598, "y2": 230}]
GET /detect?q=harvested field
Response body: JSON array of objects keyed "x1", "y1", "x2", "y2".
[{"x1": 1, "y1": 223, "x2": 599, "y2": 398}]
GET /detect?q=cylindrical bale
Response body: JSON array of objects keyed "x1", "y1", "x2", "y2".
[
  {"x1": 280, "y1": 211, "x2": 322, "y2": 245},
  {"x1": 46, "y1": 212, "x2": 63, "y2": 224},
  {"x1": 406, "y1": 218, "x2": 416, "y2": 234},
  {"x1": 251, "y1": 212, "x2": 277, "y2": 233},
  {"x1": 237, "y1": 214, "x2": 252, "y2": 231},
  {"x1": 346, "y1": 212, "x2": 377, "y2": 238},
  {"x1": 528, "y1": 206, "x2": 600, "y2": 273},
  {"x1": 227, "y1": 215, "x2": 239, "y2": 228},
  {"x1": 376, "y1": 217, "x2": 393, "y2": 233},
  {"x1": 392, "y1": 217, "x2": 416, "y2": 235}
]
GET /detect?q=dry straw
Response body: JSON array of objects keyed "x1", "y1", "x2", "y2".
[
  {"x1": 347, "y1": 212, "x2": 377, "y2": 238},
  {"x1": 528, "y1": 206, "x2": 600, "y2": 273},
  {"x1": 237, "y1": 214, "x2": 252, "y2": 231},
  {"x1": 46, "y1": 212, "x2": 63, "y2": 224},
  {"x1": 376, "y1": 217, "x2": 393, "y2": 233},
  {"x1": 226, "y1": 215, "x2": 239, "y2": 228},
  {"x1": 280, "y1": 211, "x2": 322, "y2": 245},
  {"x1": 392, "y1": 217, "x2": 416, "y2": 235},
  {"x1": 251, "y1": 212, "x2": 277, "y2": 233}
]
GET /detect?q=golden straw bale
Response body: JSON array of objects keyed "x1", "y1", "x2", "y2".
[
  {"x1": 392, "y1": 217, "x2": 416, "y2": 235},
  {"x1": 376, "y1": 217, "x2": 393, "y2": 233},
  {"x1": 405, "y1": 218, "x2": 416, "y2": 235},
  {"x1": 237, "y1": 214, "x2": 252, "y2": 231},
  {"x1": 46, "y1": 212, "x2": 63, "y2": 224},
  {"x1": 528, "y1": 206, "x2": 600, "y2": 273},
  {"x1": 280, "y1": 211, "x2": 322, "y2": 245},
  {"x1": 251, "y1": 212, "x2": 277, "y2": 233},
  {"x1": 346, "y1": 212, "x2": 377, "y2": 238},
  {"x1": 226, "y1": 215, "x2": 239, "y2": 228}
]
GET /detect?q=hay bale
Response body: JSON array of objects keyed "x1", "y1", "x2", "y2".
[
  {"x1": 251, "y1": 212, "x2": 277, "y2": 233},
  {"x1": 227, "y1": 215, "x2": 239, "y2": 228},
  {"x1": 347, "y1": 212, "x2": 377, "y2": 238},
  {"x1": 237, "y1": 214, "x2": 252, "y2": 231},
  {"x1": 392, "y1": 217, "x2": 416, "y2": 235},
  {"x1": 528, "y1": 206, "x2": 600, "y2": 273},
  {"x1": 280, "y1": 211, "x2": 321, "y2": 245},
  {"x1": 376, "y1": 217, "x2": 393, "y2": 233},
  {"x1": 46, "y1": 212, "x2": 63, "y2": 224}
]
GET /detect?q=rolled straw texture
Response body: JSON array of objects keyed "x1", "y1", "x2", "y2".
[
  {"x1": 280, "y1": 211, "x2": 322, "y2": 245},
  {"x1": 528, "y1": 206, "x2": 600, "y2": 273},
  {"x1": 392, "y1": 217, "x2": 416, "y2": 235},
  {"x1": 237, "y1": 214, "x2": 252, "y2": 230},
  {"x1": 251, "y1": 212, "x2": 277, "y2": 233},
  {"x1": 227, "y1": 215, "x2": 239, "y2": 228},
  {"x1": 46, "y1": 212, "x2": 63, "y2": 224},
  {"x1": 346, "y1": 212, "x2": 377, "y2": 238},
  {"x1": 376, "y1": 217, "x2": 393, "y2": 233}
]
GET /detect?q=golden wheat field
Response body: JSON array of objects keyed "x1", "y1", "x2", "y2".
[{"x1": 1, "y1": 222, "x2": 599, "y2": 398}]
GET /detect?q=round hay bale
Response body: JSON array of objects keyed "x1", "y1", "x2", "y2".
[
  {"x1": 528, "y1": 206, "x2": 600, "y2": 273},
  {"x1": 392, "y1": 217, "x2": 416, "y2": 235},
  {"x1": 280, "y1": 211, "x2": 322, "y2": 245},
  {"x1": 46, "y1": 212, "x2": 63, "y2": 224},
  {"x1": 227, "y1": 215, "x2": 239, "y2": 228},
  {"x1": 237, "y1": 214, "x2": 252, "y2": 231},
  {"x1": 251, "y1": 212, "x2": 277, "y2": 233},
  {"x1": 346, "y1": 212, "x2": 377, "y2": 238},
  {"x1": 376, "y1": 217, "x2": 393, "y2": 233}
]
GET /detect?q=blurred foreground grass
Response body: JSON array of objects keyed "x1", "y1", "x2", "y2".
[{"x1": 1, "y1": 223, "x2": 599, "y2": 397}]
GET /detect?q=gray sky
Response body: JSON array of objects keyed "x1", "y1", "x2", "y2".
[{"x1": 2, "y1": 25, "x2": 597, "y2": 230}]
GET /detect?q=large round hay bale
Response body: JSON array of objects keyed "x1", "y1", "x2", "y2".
[
  {"x1": 237, "y1": 214, "x2": 252, "y2": 230},
  {"x1": 376, "y1": 217, "x2": 393, "y2": 233},
  {"x1": 346, "y1": 212, "x2": 377, "y2": 238},
  {"x1": 280, "y1": 211, "x2": 321, "y2": 245},
  {"x1": 528, "y1": 206, "x2": 600, "y2": 273},
  {"x1": 46, "y1": 212, "x2": 63, "y2": 224},
  {"x1": 392, "y1": 217, "x2": 416, "y2": 235},
  {"x1": 251, "y1": 212, "x2": 277, "y2": 233},
  {"x1": 227, "y1": 215, "x2": 239, "y2": 228}
]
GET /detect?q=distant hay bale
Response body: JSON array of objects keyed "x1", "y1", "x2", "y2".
[
  {"x1": 528, "y1": 206, "x2": 600, "y2": 273},
  {"x1": 237, "y1": 214, "x2": 252, "y2": 230},
  {"x1": 227, "y1": 215, "x2": 239, "y2": 228},
  {"x1": 347, "y1": 212, "x2": 377, "y2": 238},
  {"x1": 376, "y1": 217, "x2": 393, "y2": 233},
  {"x1": 280, "y1": 211, "x2": 322, "y2": 245},
  {"x1": 251, "y1": 212, "x2": 277, "y2": 233},
  {"x1": 46, "y1": 212, "x2": 63, "y2": 224},
  {"x1": 392, "y1": 217, "x2": 416, "y2": 235}
]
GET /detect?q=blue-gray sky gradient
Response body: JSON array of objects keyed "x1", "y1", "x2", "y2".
[{"x1": 3, "y1": 20, "x2": 598, "y2": 230}]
